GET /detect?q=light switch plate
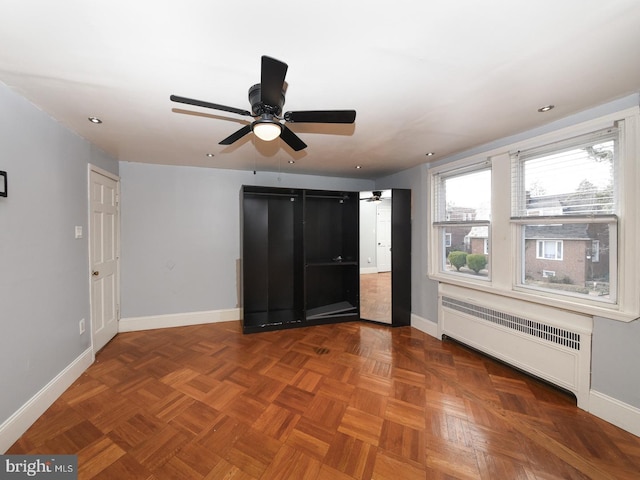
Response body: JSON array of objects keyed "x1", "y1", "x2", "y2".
[{"x1": 75, "y1": 226, "x2": 83, "y2": 239}]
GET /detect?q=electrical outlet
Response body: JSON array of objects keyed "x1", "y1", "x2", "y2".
[{"x1": 79, "y1": 318, "x2": 85, "y2": 335}]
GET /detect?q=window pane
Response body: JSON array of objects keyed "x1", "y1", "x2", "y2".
[
  {"x1": 515, "y1": 137, "x2": 615, "y2": 217},
  {"x1": 434, "y1": 165, "x2": 491, "y2": 280},
  {"x1": 523, "y1": 223, "x2": 612, "y2": 300},
  {"x1": 442, "y1": 225, "x2": 490, "y2": 278},
  {"x1": 437, "y1": 168, "x2": 491, "y2": 222}
]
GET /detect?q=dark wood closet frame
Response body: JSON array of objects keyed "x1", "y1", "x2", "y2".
[{"x1": 241, "y1": 185, "x2": 411, "y2": 333}]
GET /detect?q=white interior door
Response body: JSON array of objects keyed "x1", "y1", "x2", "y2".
[
  {"x1": 376, "y1": 201, "x2": 392, "y2": 272},
  {"x1": 89, "y1": 168, "x2": 120, "y2": 352}
]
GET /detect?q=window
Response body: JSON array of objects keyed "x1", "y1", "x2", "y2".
[
  {"x1": 536, "y1": 240, "x2": 563, "y2": 260},
  {"x1": 591, "y1": 240, "x2": 600, "y2": 263},
  {"x1": 433, "y1": 164, "x2": 491, "y2": 279},
  {"x1": 430, "y1": 109, "x2": 640, "y2": 320},
  {"x1": 445, "y1": 233, "x2": 452, "y2": 247},
  {"x1": 512, "y1": 127, "x2": 618, "y2": 302}
]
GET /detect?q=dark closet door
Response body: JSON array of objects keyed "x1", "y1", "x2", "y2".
[{"x1": 391, "y1": 189, "x2": 411, "y2": 326}]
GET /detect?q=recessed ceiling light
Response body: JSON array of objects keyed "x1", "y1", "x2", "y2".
[
  {"x1": 288, "y1": 160, "x2": 295, "y2": 164},
  {"x1": 537, "y1": 105, "x2": 555, "y2": 113},
  {"x1": 88, "y1": 117, "x2": 102, "y2": 124},
  {"x1": 206, "y1": 153, "x2": 214, "y2": 158},
  {"x1": 355, "y1": 165, "x2": 362, "y2": 169},
  {"x1": 425, "y1": 152, "x2": 435, "y2": 157}
]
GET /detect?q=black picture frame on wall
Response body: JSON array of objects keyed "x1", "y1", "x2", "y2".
[{"x1": 0, "y1": 171, "x2": 6, "y2": 197}]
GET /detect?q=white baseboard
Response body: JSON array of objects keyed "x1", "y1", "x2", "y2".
[
  {"x1": 0, "y1": 347, "x2": 94, "y2": 453},
  {"x1": 411, "y1": 313, "x2": 439, "y2": 338},
  {"x1": 589, "y1": 390, "x2": 640, "y2": 438},
  {"x1": 359, "y1": 267, "x2": 379, "y2": 274},
  {"x1": 119, "y1": 308, "x2": 241, "y2": 333}
]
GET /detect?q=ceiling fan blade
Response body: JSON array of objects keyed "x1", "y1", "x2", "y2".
[
  {"x1": 280, "y1": 125, "x2": 307, "y2": 151},
  {"x1": 170, "y1": 95, "x2": 252, "y2": 117},
  {"x1": 219, "y1": 125, "x2": 252, "y2": 145},
  {"x1": 283, "y1": 110, "x2": 356, "y2": 124},
  {"x1": 260, "y1": 56, "x2": 288, "y2": 108}
]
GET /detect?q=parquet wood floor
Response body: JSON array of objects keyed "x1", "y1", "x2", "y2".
[
  {"x1": 8, "y1": 321, "x2": 640, "y2": 479},
  {"x1": 360, "y1": 273, "x2": 391, "y2": 324}
]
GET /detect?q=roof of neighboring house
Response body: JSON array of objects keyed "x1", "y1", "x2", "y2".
[
  {"x1": 524, "y1": 224, "x2": 590, "y2": 240},
  {"x1": 465, "y1": 226, "x2": 489, "y2": 239}
]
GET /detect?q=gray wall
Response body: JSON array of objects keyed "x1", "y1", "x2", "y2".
[
  {"x1": 376, "y1": 165, "x2": 439, "y2": 324},
  {"x1": 119, "y1": 161, "x2": 373, "y2": 318},
  {"x1": 592, "y1": 317, "x2": 640, "y2": 407},
  {"x1": 0, "y1": 82, "x2": 118, "y2": 425}
]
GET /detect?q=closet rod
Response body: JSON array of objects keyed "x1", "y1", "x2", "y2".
[{"x1": 245, "y1": 192, "x2": 299, "y2": 198}]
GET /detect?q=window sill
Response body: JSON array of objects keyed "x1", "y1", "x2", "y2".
[{"x1": 429, "y1": 273, "x2": 639, "y2": 323}]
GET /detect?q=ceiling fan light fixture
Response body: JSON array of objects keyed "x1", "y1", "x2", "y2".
[{"x1": 252, "y1": 119, "x2": 282, "y2": 141}]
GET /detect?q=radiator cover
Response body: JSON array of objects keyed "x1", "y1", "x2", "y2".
[{"x1": 438, "y1": 284, "x2": 592, "y2": 409}]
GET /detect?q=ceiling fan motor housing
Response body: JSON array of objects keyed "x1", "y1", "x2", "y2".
[{"x1": 249, "y1": 83, "x2": 285, "y2": 116}]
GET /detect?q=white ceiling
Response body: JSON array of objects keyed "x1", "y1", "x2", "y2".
[{"x1": 1, "y1": 1, "x2": 640, "y2": 179}]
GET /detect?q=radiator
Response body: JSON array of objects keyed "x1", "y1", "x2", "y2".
[{"x1": 438, "y1": 284, "x2": 592, "y2": 409}]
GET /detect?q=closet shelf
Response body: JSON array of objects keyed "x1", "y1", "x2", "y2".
[
  {"x1": 306, "y1": 301, "x2": 357, "y2": 319},
  {"x1": 306, "y1": 261, "x2": 358, "y2": 267}
]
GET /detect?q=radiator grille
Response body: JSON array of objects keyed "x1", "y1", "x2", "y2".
[{"x1": 441, "y1": 296, "x2": 581, "y2": 350}]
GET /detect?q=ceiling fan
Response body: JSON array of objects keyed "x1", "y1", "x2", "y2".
[
  {"x1": 170, "y1": 56, "x2": 356, "y2": 151},
  {"x1": 361, "y1": 190, "x2": 389, "y2": 203}
]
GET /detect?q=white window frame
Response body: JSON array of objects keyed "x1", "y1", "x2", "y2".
[
  {"x1": 512, "y1": 126, "x2": 619, "y2": 305},
  {"x1": 428, "y1": 106, "x2": 640, "y2": 322},
  {"x1": 430, "y1": 161, "x2": 492, "y2": 283}
]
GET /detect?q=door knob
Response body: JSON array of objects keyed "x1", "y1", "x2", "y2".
[{"x1": 92, "y1": 271, "x2": 99, "y2": 276}]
